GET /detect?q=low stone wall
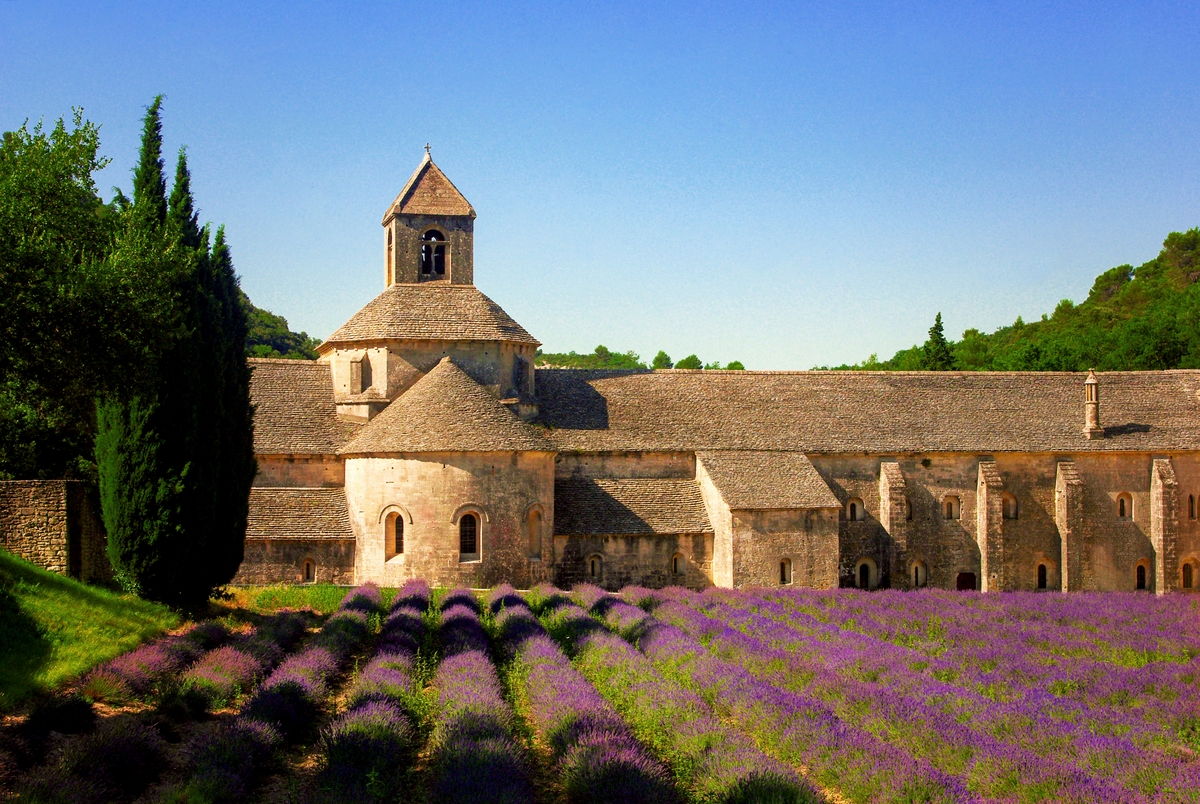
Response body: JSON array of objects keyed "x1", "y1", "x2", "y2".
[
  {"x1": 0, "y1": 480, "x2": 110, "y2": 582},
  {"x1": 233, "y1": 538, "x2": 356, "y2": 585}
]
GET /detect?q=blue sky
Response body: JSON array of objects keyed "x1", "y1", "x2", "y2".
[{"x1": 2, "y1": 1, "x2": 1198, "y2": 369}]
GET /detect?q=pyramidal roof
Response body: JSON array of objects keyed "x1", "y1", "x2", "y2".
[
  {"x1": 340, "y1": 358, "x2": 549, "y2": 455},
  {"x1": 319, "y1": 283, "x2": 539, "y2": 349},
  {"x1": 383, "y1": 153, "x2": 475, "y2": 221}
]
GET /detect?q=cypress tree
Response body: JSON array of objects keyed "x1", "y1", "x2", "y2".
[
  {"x1": 922, "y1": 312, "x2": 956, "y2": 371},
  {"x1": 132, "y1": 96, "x2": 168, "y2": 228}
]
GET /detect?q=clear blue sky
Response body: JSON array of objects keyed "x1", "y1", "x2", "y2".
[{"x1": 3, "y1": 2, "x2": 1198, "y2": 369}]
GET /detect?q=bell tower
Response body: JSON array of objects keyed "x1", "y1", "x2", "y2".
[{"x1": 382, "y1": 147, "x2": 476, "y2": 287}]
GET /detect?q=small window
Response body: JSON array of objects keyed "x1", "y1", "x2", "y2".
[
  {"x1": 1002, "y1": 493, "x2": 1018, "y2": 520},
  {"x1": 387, "y1": 230, "x2": 393, "y2": 280},
  {"x1": 513, "y1": 355, "x2": 529, "y2": 397},
  {"x1": 459, "y1": 513, "x2": 478, "y2": 558},
  {"x1": 1136, "y1": 563, "x2": 1147, "y2": 590},
  {"x1": 527, "y1": 509, "x2": 542, "y2": 560},
  {"x1": 911, "y1": 560, "x2": 928, "y2": 589},
  {"x1": 905, "y1": 499, "x2": 913, "y2": 521},
  {"x1": 955, "y1": 572, "x2": 976, "y2": 591},
  {"x1": 1117, "y1": 493, "x2": 1133, "y2": 520},
  {"x1": 671, "y1": 553, "x2": 685, "y2": 575},
  {"x1": 780, "y1": 558, "x2": 793, "y2": 585},
  {"x1": 420, "y1": 229, "x2": 446, "y2": 276},
  {"x1": 385, "y1": 512, "x2": 404, "y2": 560},
  {"x1": 302, "y1": 559, "x2": 315, "y2": 584},
  {"x1": 943, "y1": 496, "x2": 960, "y2": 520},
  {"x1": 588, "y1": 554, "x2": 602, "y2": 579},
  {"x1": 1190, "y1": 495, "x2": 1196, "y2": 520},
  {"x1": 847, "y1": 497, "x2": 865, "y2": 522},
  {"x1": 1037, "y1": 563, "x2": 1047, "y2": 590},
  {"x1": 855, "y1": 559, "x2": 876, "y2": 590},
  {"x1": 1183, "y1": 563, "x2": 1194, "y2": 589}
]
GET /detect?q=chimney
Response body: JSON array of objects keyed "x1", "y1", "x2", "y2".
[{"x1": 1083, "y1": 369, "x2": 1103, "y2": 439}]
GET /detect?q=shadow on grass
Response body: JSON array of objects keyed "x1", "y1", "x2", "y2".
[{"x1": 0, "y1": 580, "x2": 52, "y2": 712}]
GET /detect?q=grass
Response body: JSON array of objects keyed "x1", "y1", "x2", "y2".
[
  {"x1": 224, "y1": 583, "x2": 398, "y2": 615},
  {"x1": 0, "y1": 549, "x2": 180, "y2": 711}
]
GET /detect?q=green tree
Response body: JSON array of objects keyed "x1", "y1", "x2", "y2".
[
  {"x1": 676, "y1": 354, "x2": 703, "y2": 369},
  {"x1": 651, "y1": 350, "x2": 673, "y2": 369},
  {"x1": 921, "y1": 313, "x2": 955, "y2": 370},
  {"x1": 725, "y1": 360, "x2": 745, "y2": 370}
]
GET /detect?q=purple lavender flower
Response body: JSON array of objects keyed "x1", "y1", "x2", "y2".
[
  {"x1": 319, "y1": 699, "x2": 415, "y2": 793},
  {"x1": 340, "y1": 582, "x2": 383, "y2": 615}
]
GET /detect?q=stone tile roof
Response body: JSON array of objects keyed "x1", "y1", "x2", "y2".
[
  {"x1": 697, "y1": 451, "x2": 840, "y2": 509},
  {"x1": 246, "y1": 487, "x2": 353, "y2": 540},
  {"x1": 383, "y1": 154, "x2": 475, "y2": 220},
  {"x1": 249, "y1": 359, "x2": 360, "y2": 455},
  {"x1": 554, "y1": 477, "x2": 713, "y2": 535},
  {"x1": 321, "y1": 284, "x2": 539, "y2": 348},
  {"x1": 340, "y1": 358, "x2": 549, "y2": 455},
  {"x1": 535, "y1": 369, "x2": 1200, "y2": 453}
]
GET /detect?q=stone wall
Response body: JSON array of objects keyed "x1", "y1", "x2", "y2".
[
  {"x1": 731, "y1": 508, "x2": 839, "y2": 588},
  {"x1": 552, "y1": 532, "x2": 713, "y2": 591},
  {"x1": 233, "y1": 538, "x2": 355, "y2": 585},
  {"x1": 255, "y1": 456, "x2": 345, "y2": 487},
  {"x1": 0, "y1": 480, "x2": 109, "y2": 582}
]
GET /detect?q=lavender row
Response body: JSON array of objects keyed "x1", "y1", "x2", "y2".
[
  {"x1": 660, "y1": 587, "x2": 1197, "y2": 803},
  {"x1": 165, "y1": 584, "x2": 381, "y2": 803},
  {"x1": 487, "y1": 584, "x2": 675, "y2": 804},
  {"x1": 317, "y1": 579, "x2": 432, "y2": 803},
  {"x1": 426, "y1": 588, "x2": 534, "y2": 804},
  {"x1": 538, "y1": 585, "x2": 816, "y2": 804},
  {"x1": 81, "y1": 620, "x2": 231, "y2": 703}
]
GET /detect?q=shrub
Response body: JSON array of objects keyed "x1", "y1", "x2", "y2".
[
  {"x1": 339, "y1": 583, "x2": 383, "y2": 616},
  {"x1": 319, "y1": 700, "x2": 415, "y2": 796},
  {"x1": 169, "y1": 718, "x2": 282, "y2": 804},
  {"x1": 18, "y1": 718, "x2": 166, "y2": 804},
  {"x1": 178, "y1": 646, "x2": 261, "y2": 709}
]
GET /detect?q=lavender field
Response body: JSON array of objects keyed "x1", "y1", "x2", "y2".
[{"x1": 4, "y1": 584, "x2": 1199, "y2": 804}]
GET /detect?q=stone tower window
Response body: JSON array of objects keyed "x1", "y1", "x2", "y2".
[
  {"x1": 1117, "y1": 493, "x2": 1133, "y2": 520},
  {"x1": 855, "y1": 558, "x2": 876, "y2": 590},
  {"x1": 911, "y1": 560, "x2": 928, "y2": 588},
  {"x1": 420, "y1": 229, "x2": 446, "y2": 276},
  {"x1": 1002, "y1": 493, "x2": 1018, "y2": 520},
  {"x1": 1037, "y1": 563, "x2": 1047, "y2": 590},
  {"x1": 780, "y1": 558, "x2": 792, "y2": 585},
  {"x1": 1136, "y1": 563, "x2": 1147, "y2": 590},
  {"x1": 588, "y1": 554, "x2": 602, "y2": 580},
  {"x1": 847, "y1": 497, "x2": 865, "y2": 522},
  {"x1": 459, "y1": 513, "x2": 478, "y2": 559},
  {"x1": 302, "y1": 559, "x2": 316, "y2": 584},
  {"x1": 943, "y1": 495, "x2": 960, "y2": 520},
  {"x1": 1184, "y1": 562, "x2": 1196, "y2": 589},
  {"x1": 386, "y1": 512, "x2": 404, "y2": 560},
  {"x1": 671, "y1": 553, "x2": 686, "y2": 575},
  {"x1": 387, "y1": 230, "x2": 393, "y2": 282}
]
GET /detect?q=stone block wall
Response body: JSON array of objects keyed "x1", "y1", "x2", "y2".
[
  {"x1": 0, "y1": 480, "x2": 109, "y2": 582},
  {"x1": 233, "y1": 539, "x2": 355, "y2": 585},
  {"x1": 553, "y1": 532, "x2": 713, "y2": 591}
]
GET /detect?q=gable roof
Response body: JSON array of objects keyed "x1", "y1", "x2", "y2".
[
  {"x1": 535, "y1": 369, "x2": 1200, "y2": 454},
  {"x1": 249, "y1": 359, "x2": 360, "y2": 455},
  {"x1": 698, "y1": 451, "x2": 839, "y2": 509},
  {"x1": 320, "y1": 283, "x2": 539, "y2": 349},
  {"x1": 246, "y1": 486, "x2": 354, "y2": 540},
  {"x1": 554, "y1": 477, "x2": 713, "y2": 535},
  {"x1": 383, "y1": 154, "x2": 474, "y2": 220},
  {"x1": 340, "y1": 358, "x2": 549, "y2": 455}
]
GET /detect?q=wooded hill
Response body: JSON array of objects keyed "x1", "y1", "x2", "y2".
[{"x1": 830, "y1": 228, "x2": 1200, "y2": 372}]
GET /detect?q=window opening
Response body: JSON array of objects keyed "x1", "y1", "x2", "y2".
[
  {"x1": 1003, "y1": 493, "x2": 1018, "y2": 520},
  {"x1": 527, "y1": 510, "x2": 542, "y2": 560},
  {"x1": 1184, "y1": 563, "x2": 1194, "y2": 589},
  {"x1": 1191, "y1": 495, "x2": 1196, "y2": 520},
  {"x1": 911, "y1": 561, "x2": 928, "y2": 588},
  {"x1": 386, "y1": 512, "x2": 404, "y2": 560},
  {"x1": 588, "y1": 555, "x2": 602, "y2": 579},
  {"x1": 847, "y1": 497, "x2": 864, "y2": 521},
  {"x1": 1136, "y1": 564, "x2": 1147, "y2": 590},
  {"x1": 387, "y1": 230, "x2": 393, "y2": 281},
  {"x1": 858, "y1": 563, "x2": 870, "y2": 589},
  {"x1": 420, "y1": 230, "x2": 446, "y2": 276},
  {"x1": 459, "y1": 513, "x2": 478, "y2": 556},
  {"x1": 943, "y1": 496, "x2": 960, "y2": 520},
  {"x1": 1037, "y1": 564, "x2": 1047, "y2": 590},
  {"x1": 303, "y1": 560, "x2": 315, "y2": 584},
  {"x1": 955, "y1": 572, "x2": 976, "y2": 591},
  {"x1": 780, "y1": 558, "x2": 792, "y2": 585},
  {"x1": 672, "y1": 554, "x2": 684, "y2": 574},
  {"x1": 1117, "y1": 493, "x2": 1132, "y2": 520},
  {"x1": 906, "y1": 499, "x2": 913, "y2": 521},
  {"x1": 513, "y1": 355, "x2": 529, "y2": 397}
]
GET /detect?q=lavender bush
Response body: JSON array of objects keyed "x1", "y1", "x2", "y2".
[
  {"x1": 81, "y1": 620, "x2": 230, "y2": 703},
  {"x1": 17, "y1": 718, "x2": 167, "y2": 804}
]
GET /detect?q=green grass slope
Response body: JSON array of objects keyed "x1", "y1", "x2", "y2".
[
  {"x1": 0, "y1": 549, "x2": 179, "y2": 710},
  {"x1": 834, "y1": 227, "x2": 1200, "y2": 371}
]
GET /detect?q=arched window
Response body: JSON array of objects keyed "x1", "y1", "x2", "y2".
[
  {"x1": 1183, "y1": 562, "x2": 1194, "y2": 590},
  {"x1": 780, "y1": 558, "x2": 792, "y2": 585},
  {"x1": 905, "y1": 499, "x2": 913, "y2": 521},
  {"x1": 1190, "y1": 495, "x2": 1196, "y2": 520},
  {"x1": 420, "y1": 229, "x2": 446, "y2": 276},
  {"x1": 1136, "y1": 564, "x2": 1147, "y2": 590},
  {"x1": 1117, "y1": 493, "x2": 1133, "y2": 520},
  {"x1": 855, "y1": 558, "x2": 876, "y2": 590},
  {"x1": 943, "y1": 496, "x2": 960, "y2": 520},
  {"x1": 911, "y1": 560, "x2": 928, "y2": 588},
  {"x1": 671, "y1": 553, "x2": 685, "y2": 575},
  {"x1": 302, "y1": 559, "x2": 315, "y2": 584},
  {"x1": 527, "y1": 509, "x2": 542, "y2": 560},
  {"x1": 459, "y1": 513, "x2": 478, "y2": 559},
  {"x1": 385, "y1": 512, "x2": 404, "y2": 560},
  {"x1": 588, "y1": 554, "x2": 602, "y2": 579},
  {"x1": 847, "y1": 497, "x2": 865, "y2": 521},
  {"x1": 859, "y1": 564, "x2": 870, "y2": 589},
  {"x1": 386, "y1": 230, "x2": 393, "y2": 281},
  {"x1": 1037, "y1": 563, "x2": 1047, "y2": 590},
  {"x1": 1002, "y1": 493, "x2": 1018, "y2": 520}
]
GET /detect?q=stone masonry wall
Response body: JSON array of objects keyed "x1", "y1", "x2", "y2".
[
  {"x1": 233, "y1": 539, "x2": 355, "y2": 585},
  {"x1": 0, "y1": 480, "x2": 109, "y2": 581},
  {"x1": 553, "y1": 532, "x2": 713, "y2": 591}
]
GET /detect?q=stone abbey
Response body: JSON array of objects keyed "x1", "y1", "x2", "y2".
[{"x1": 234, "y1": 153, "x2": 1200, "y2": 594}]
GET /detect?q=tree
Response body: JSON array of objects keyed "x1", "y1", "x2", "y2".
[
  {"x1": 725, "y1": 360, "x2": 745, "y2": 370},
  {"x1": 676, "y1": 354, "x2": 703, "y2": 369},
  {"x1": 96, "y1": 97, "x2": 252, "y2": 605},
  {"x1": 921, "y1": 313, "x2": 955, "y2": 371},
  {"x1": 651, "y1": 351, "x2": 673, "y2": 369}
]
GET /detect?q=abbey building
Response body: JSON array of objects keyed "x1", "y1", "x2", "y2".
[{"x1": 236, "y1": 153, "x2": 1200, "y2": 593}]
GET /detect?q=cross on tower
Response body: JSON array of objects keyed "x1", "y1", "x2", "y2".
[{"x1": 424, "y1": 143, "x2": 431, "y2": 156}]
